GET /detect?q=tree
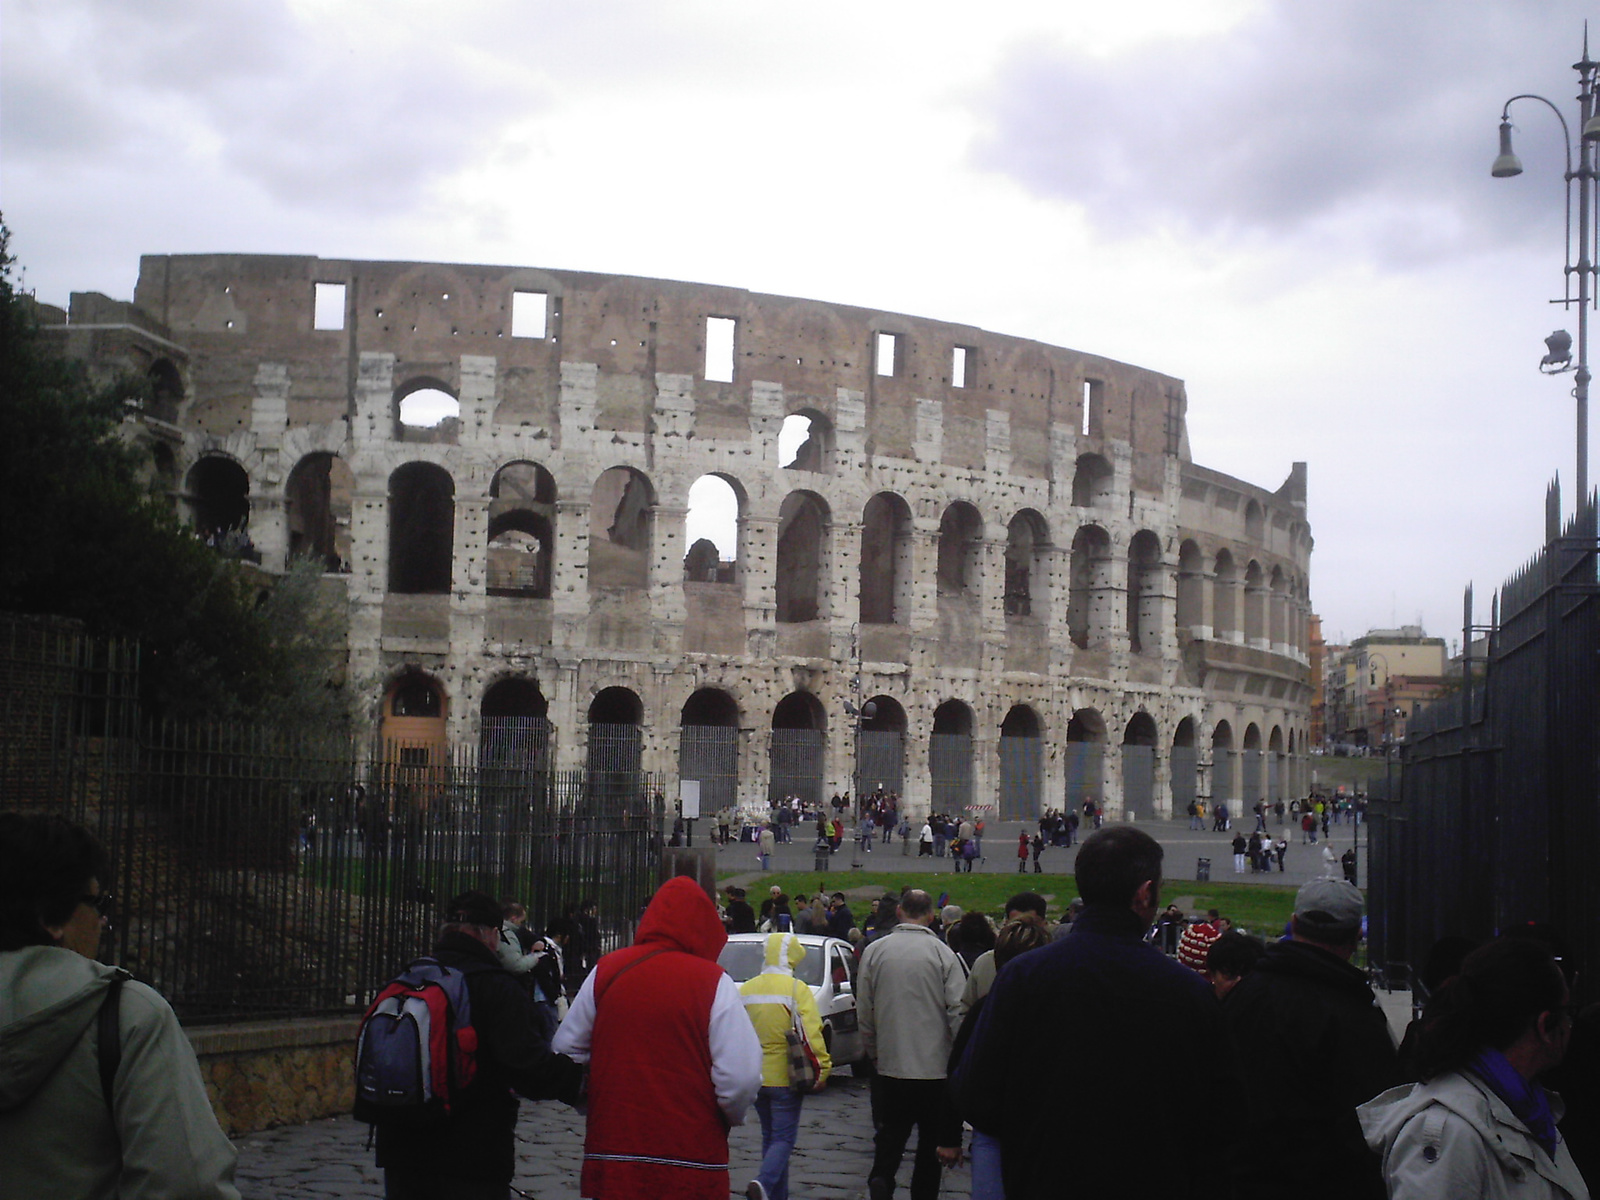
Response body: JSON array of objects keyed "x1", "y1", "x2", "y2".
[{"x1": 0, "y1": 221, "x2": 351, "y2": 727}]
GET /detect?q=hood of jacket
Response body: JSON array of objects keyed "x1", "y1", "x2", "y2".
[
  {"x1": 0, "y1": 945, "x2": 121, "y2": 1111},
  {"x1": 634, "y1": 875, "x2": 727, "y2": 962},
  {"x1": 1360, "y1": 1071, "x2": 1569, "y2": 1178},
  {"x1": 760, "y1": 931, "x2": 807, "y2": 973}
]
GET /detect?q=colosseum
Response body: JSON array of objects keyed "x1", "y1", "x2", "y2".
[{"x1": 47, "y1": 254, "x2": 1313, "y2": 823}]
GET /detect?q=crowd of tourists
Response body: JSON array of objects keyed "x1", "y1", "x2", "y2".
[{"x1": 3, "y1": 811, "x2": 1594, "y2": 1200}]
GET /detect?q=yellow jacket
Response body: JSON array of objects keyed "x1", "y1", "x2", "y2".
[{"x1": 737, "y1": 933, "x2": 833, "y2": 1088}]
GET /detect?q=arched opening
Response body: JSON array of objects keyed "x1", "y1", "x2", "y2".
[
  {"x1": 1176, "y1": 540, "x2": 1205, "y2": 635},
  {"x1": 1244, "y1": 499, "x2": 1265, "y2": 544},
  {"x1": 587, "y1": 687, "x2": 643, "y2": 800},
  {"x1": 1004, "y1": 510, "x2": 1050, "y2": 619},
  {"x1": 1269, "y1": 565, "x2": 1288, "y2": 649},
  {"x1": 480, "y1": 677, "x2": 551, "y2": 770},
  {"x1": 857, "y1": 695, "x2": 907, "y2": 800},
  {"x1": 1171, "y1": 716, "x2": 1198, "y2": 816},
  {"x1": 489, "y1": 461, "x2": 556, "y2": 598},
  {"x1": 148, "y1": 358, "x2": 183, "y2": 423},
  {"x1": 381, "y1": 672, "x2": 448, "y2": 765},
  {"x1": 1122, "y1": 712, "x2": 1159, "y2": 820},
  {"x1": 1068, "y1": 525, "x2": 1112, "y2": 649},
  {"x1": 1267, "y1": 725, "x2": 1286, "y2": 806},
  {"x1": 1211, "y1": 720, "x2": 1235, "y2": 809},
  {"x1": 936, "y1": 501, "x2": 983, "y2": 600},
  {"x1": 1241, "y1": 722, "x2": 1264, "y2": 809},
  {"x1": 998, "y1": 705, "x2": 1043, "y2": 821},
  {"x1": 930, "y1": 700, "x2": 974, "y2": 814},
  {"x1": 396, "y1": 381, "x2": 460, "y2": 444},
  {"x1": 1065, "y1": 709, "x2": 1106, "y2": 816},
  {"x1": 1127, "y1": 530, "x2": 1163, "y2": 655},
  {"x1": 1244, "y1": 560, "x2": 1266, "y2": 646},
  {"x1": 1213, "y1": 550, "x2": 1238, "y2": 642},
  {"x1": 778, "y1": 409, "x2": 834, "y2": 472},
  {"x1": 187, "y1": 455, "x2": 252, "y2": 547},
  {"x1": 683, "y1": 474, "x2": 740, "y2": 583},
  {"x1": 588, "y1": 467, "x2": 654, "y2": 591},
  {"x1": 776, "y1": 491, "x2": 829, "y2": 623},
  {"x1": 680, "y1": 688, "x2": 739, "y2": 815},
  {"x1": 388, "y1": 462, "x2": 455, "y2": 594},
  {"x1": 286, "y1": 452, "x2": 355, "y2": 572},
  {"x1": 769, "y1": 691, "x2": 827, "y2": 808},
  {"x1": 859, "y1": 492, "x2": 913, "y2": 624},
  {"x1": 1071, "y1": 453, "x2": 1115, "y2": 509}
]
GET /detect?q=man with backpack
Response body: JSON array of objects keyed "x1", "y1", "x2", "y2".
[{"x1": 359, "y1": 890, "x2": 583, "y2": 1199}]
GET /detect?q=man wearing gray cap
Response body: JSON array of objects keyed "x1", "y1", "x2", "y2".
[{"x1": 1221, "y1": 876, "x2": 1402, "y2": 1200}]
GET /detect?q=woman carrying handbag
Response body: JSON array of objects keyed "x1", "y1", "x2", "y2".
[{"x1": 738, "y1": 932, "x2": 833, "y2": 1200}]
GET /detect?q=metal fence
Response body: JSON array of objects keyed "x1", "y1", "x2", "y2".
[
  {"x1": 1, "y1": 623, "x2": 664, "y2": 1024},
  {"x1": 1370, "y1": 487, "x2": 1598, "y2": 1004}
]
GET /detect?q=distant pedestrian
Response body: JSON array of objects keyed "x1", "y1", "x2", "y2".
[
  {"x1": 1016, "y1": 831, "x2": 1029, "y2": 873},
  {"x1": 1030, "y1": 833, "x2": 1044, "y2": 874}
]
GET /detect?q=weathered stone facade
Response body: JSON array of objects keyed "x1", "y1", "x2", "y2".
[{"x1": 51, "y1": 255, "x2": 1313, "y2": 819}]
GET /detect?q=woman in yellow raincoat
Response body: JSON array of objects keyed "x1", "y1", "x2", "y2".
[{"x1": 737, "y1": 932, "x2": 832, "y2": 1200}]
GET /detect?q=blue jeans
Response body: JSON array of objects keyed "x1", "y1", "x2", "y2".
[
  {"x1": 969, "y1": 1129, "x2": 1004, "y2": 1200},
  {"x1": 754, "y1": 1085, "x2": 804, "y2": 1200}
]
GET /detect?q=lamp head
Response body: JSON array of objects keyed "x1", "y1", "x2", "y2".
[
  {"x1": 1542, "y1": 329, "x2": 1574, "y2": 372},
  {"x1": 1584, "y1": 112, "x2": 1600, "y2": 142},
  {"x1": 1492, "y1": 119, "x2": 1524, "y2": 178}
]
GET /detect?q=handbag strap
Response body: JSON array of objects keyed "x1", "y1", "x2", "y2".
[{"x1": 596, "y1": 946, "x2": 668, "y2": 1008}]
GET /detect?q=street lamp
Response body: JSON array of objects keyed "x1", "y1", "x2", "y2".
[
  {"x1": 843, "y1": 698, "x2": 876, "y2": 869},
  {"x1": 1493, "y1": 34, "x2": 1600, "y2": 507}
]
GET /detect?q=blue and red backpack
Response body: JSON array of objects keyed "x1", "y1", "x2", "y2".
[{"x1": 353, "y1": 957, "x2": 487, "y2": 1126}]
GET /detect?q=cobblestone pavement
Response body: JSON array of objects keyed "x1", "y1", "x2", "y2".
[{"x1": 233, "y1": 1071, "x2": 968, "y2": 1200}]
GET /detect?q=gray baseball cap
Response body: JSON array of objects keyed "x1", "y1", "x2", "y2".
[{"x1": 1293, "y1": 877, "x2": 1363, "y2": 938}]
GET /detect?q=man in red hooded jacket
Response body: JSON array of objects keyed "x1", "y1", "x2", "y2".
[{"x1": 553, "y1": 875, "x2": 762, "y2": 1200}]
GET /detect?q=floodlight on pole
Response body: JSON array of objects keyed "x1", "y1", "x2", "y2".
[{"x1": 1492, "y1": 29, "x2": 1600, "y2": 508}]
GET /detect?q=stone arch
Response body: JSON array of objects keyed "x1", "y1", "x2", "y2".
[
  {"x1": 1071, "y1": 453, "x2": 1115, "y2": 509},
  {"x1": 1241, "y1": 722, "x2": 1264, "y2": 808},
  {"x1": 1268, "y1": 564, "x2": 1288, "y2": 649},
  {"x1": 770, "y1": 691, "x2": 827, "y2": 808},
  {"x1": 998, "y1": 704, "x2": 1043, "y2": 820},
  {"x1": 1244, "y1": 499, "x2": 1265, "y2": 544},
  {"x1": 148, "y1": 357, "x2": 184, "y2": 423},
  {"x1": 1213, "y1": 549, "x2": 1238, "y2": 641},
  {"x1": 1268, "y1": 724, "x2": 1286, "y2": 805},
  {"x1": 381, "y1": 670, "x2": 449, "y2": 765},
  {"x1": 680, "y1": 687, "x2": 740, "y2": 814},
  {"x1": 489, "y1": 462, "x2": 556, "y2": 596},
  {"x1": 1121, "y1": 711, "x2": 1159, "y2": 821},
  {"x1": 588, "y1": 466, "x2": 655, "y2": 591},
  {"x1": 1064, "y1": 708, "x2": 1106, "y2": 815},
  {"x1": 1068, "y1": 525, "x2": 1113, "y2": 649},
  {"x1": 394, "y1": 377, "x2": 460, "y2": 444},
  {"x1": 936, "y1": 501, "x2": 984, "y2": 599},
  {"x1": 858, "y1": 694, "x2": 907, "y2": 799},
  {"x1": 1171, "y1": 715, "x2": 1199, "y2": 815},
  {"x1": 1127, "y1": 529, "x2": 1163, "y2": 655},
  {"x1": 1244, "y1": 560, "x2": 1266, "y2": 645},
  {"x1": 186, "y1": 453, "x2": 251, "y2": 541},
  {"x1": 286, "y1": 452, "x2": 354, "y2": 572},
  {"x1": 480, "y1": 676, "x2": 551, "y2": 770},
  {"x1": 930, "y1": 699, "x2": 975, "y2": 814},
  {"x1": 684, "y1": 472, "x2": 744, "y2": 583},
  {"x1": 388, "y1": 462, "x2": 454, "y2": 594},
  {"x1": 1177, "y1": 539, "x2": 1205, "y2": 634},
  {"x1": 587, "y1": 686, "x2": 644, "y2": 799},
  {"x1": 1004, "y1": 509, "x2": 1051, "y2": 619},
  {"x1": 1212, "y1": 719, "x2": 1235, "y2": 808},
  {"x1": 779, "y1": 408, "x2": 834, "y2": 472},
  {"x1": 776, "y1": 490, "x2": 830, "y2": 623},
  {"x1": 860, "y1": 492, "x2": 913, "y2": 624}
]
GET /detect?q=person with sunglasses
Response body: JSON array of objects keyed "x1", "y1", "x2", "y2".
[{"x1": 0, "y1": 812, "x2": 240, "y2": 1199}]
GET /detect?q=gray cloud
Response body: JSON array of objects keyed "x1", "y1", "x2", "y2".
[{"x1": 971, "y1": 1, "x2": 1592, "y2": 267}]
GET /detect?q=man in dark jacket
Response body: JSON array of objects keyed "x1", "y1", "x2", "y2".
[
  {"x1": 1220, "y1": 877, "x2": 1401, "y2": 1200},
  {"x1": 375, "y1": 891, "x2": 583, "y2": 1199},
  {"x1": 951, "y1": 826, "x2": 1245, "y2": 1199}
]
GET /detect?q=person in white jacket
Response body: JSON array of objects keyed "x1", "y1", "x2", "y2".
[{"x1": 1359, "y1": 936, "x2": 1588, "y2": 1200}]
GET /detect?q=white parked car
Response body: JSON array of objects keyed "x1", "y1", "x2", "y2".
[{"x1": 718, "y1": 932, "x2": 866, "y2": 1072}]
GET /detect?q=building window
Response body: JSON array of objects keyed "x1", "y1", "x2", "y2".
[
  {"x1": 314, "y1": 283, "x2": 347, "y2": 331},
  {"x1": 511, "y1": 291, "x2": 548, "y2": 339},
  {"x1": 705, "y1": 317, "x2": 736, "y2": 382}
]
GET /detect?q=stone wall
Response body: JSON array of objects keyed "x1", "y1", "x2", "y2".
[{"x1": 188, "y1": 1017, "x2": 358, "y2": 1137}]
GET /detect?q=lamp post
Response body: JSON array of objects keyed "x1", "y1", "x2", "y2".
[{"x1": 1493, "y1": 34, "x2": 1600, "y2": 507}]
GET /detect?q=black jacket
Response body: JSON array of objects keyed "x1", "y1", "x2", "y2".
[
  {"x1": 375, "y1": 931, "x2": 584, "y2": 1184},
  {"x1": 951, "y1": 903, "x2": 1245, "y2": 1199},
  {"x1": 1221, "y1": 938, "x2": 1402, "y2": 1200}
]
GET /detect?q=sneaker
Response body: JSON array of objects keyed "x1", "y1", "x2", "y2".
[{"x1": 745, "y1": 1183, "x2": 768, "y2": 1200}]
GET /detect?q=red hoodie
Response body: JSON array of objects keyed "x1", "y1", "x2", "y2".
[{"x1": 581, "y1": 876, "x2": 732, "y2": 1200}]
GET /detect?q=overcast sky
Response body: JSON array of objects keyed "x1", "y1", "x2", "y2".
[{"x1": 5, "y1": 0, "x2": 1596, "y2": 649}]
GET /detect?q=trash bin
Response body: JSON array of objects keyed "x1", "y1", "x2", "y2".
[
  {"x1": 1197, "y1": 857, "x2": 1211, "y2": 882},
  {"x1": 813, "y1": 839, "x2": 832, "y2": 872}
]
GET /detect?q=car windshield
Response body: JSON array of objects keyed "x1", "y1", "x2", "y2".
[{"x1": 718, "y1": 940, "x2": 826, "y2": 986}]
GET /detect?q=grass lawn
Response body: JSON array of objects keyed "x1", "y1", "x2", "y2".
[{"x1": 718, "y1": 869, "x2": 1304, "y2": 936}]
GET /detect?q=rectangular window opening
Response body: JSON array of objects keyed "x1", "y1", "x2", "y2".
[
  {"x1": 876, "y1": 332, "x2": 898, "y2": 378},
  {"x1": 705, "y1": 316, "x2": 736, "y2": 382},
  {"x1": 511, "y1": 290, "x2": 548, "y2": 339},
  {"x1": 313, "y1": 283, "x2": 347, "y2": 331},
  {"x1": 1082, "y1": 379, "x2": 1103, "y2": 437},
  {"x1": 952, "y1": 346, "x2": 969, "y2": 389}
]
